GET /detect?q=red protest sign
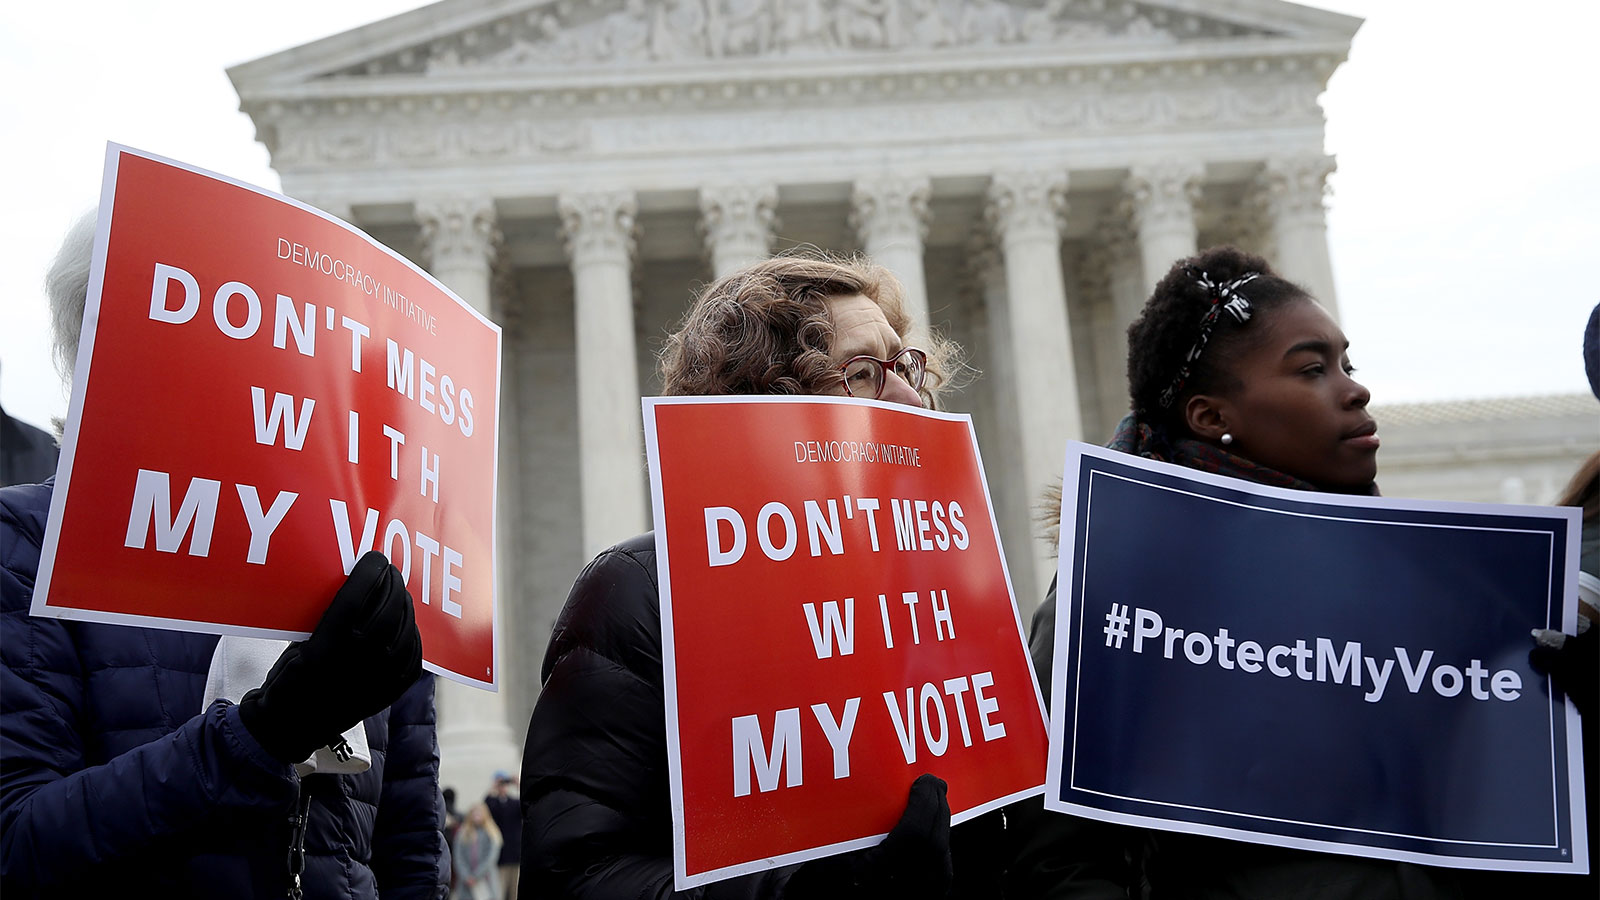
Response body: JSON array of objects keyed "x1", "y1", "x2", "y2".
[
  {"x1": 33, "y1": 145, "x2": 500, "y2": 688},
  {"x1": 644, "y1": 395, "x2": 1048, "y2": 888}
]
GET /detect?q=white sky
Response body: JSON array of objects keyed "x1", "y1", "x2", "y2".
[{"x1": 2, "y1": 0, "x2": 1597, "y2": 431}]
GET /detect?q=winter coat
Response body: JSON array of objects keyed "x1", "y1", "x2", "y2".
[
  {"x1": 485, "y1": 792, "x2": 520, "y2": 866},
  {"x1": 1, "y1": 479, "x2": 448, "y2": 898},
  {"x1": 521, "y1": 531, "x2": 1022, "y2": 899},
  {"x1": 0, "y1": 405, "x2": 56, "y2": 488},
  {"x1": 450, "y1": 826, "x2": 502, "y2": 900},
  {"x1": 519, "y1": 532, "x2": 798, "y2": 897}
]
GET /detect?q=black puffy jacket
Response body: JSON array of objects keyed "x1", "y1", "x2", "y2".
[{"x1": 519, "y1": 533, "x2": 797, "y2": 898}]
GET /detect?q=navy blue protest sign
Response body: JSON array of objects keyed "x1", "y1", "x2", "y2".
[{"x1": 1044, "y1": 443, "x2": 1587, "y2": 874}]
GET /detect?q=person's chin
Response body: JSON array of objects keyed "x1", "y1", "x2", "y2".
[{"x1": 1336, "y1": 457, "x2": 1379, "y2": 491}]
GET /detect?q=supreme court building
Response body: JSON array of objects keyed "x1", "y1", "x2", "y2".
[{"x1": 229, "y1": 0, "x2": 1597, "y2": 794}]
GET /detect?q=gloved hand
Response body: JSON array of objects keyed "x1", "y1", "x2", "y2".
[
  {"x1": 1530, "y1": 624, "x2": 1597, "y2": 720},
  {"x1": 784, "y1": 773, "x2": 953, "y2": 899},
  {"x1": 239, "y1": 551, "x2": 424, "y2": 764}
]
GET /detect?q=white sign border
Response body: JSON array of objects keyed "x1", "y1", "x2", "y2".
[
  {"x1": 30, "y1": 142, "x2": 504, "y2": 691},
  {"x1": 1042, "y1": 440, "x2": 1588, "y2": 875},
  {"x1": 643, "y1": 394, "x2": 1049, "y2": 890}
]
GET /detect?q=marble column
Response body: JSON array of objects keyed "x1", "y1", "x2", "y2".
[
  {"x1": 1124, "y1": 161, "x2": 1202, "y2": 296},
  {"x1": 967, "y1": 232, "x2": 1037, "y2": 612},
  {"x1": 984, "y1": 170, "x2": 1081, "y2": 600},
  {"x1": 559, "y1": 189, "x2": 648, "y2": 560},
  {"x1": 850, "y1": 176, "x2": 933, "y2": 335},
  {"x1": 1097, "y1": 208, "x2": 1144, "y2": 435},
  {"x1": 699, "y1": 183, "x2": 778, "y2": 278},
  {"x1": 1254, "y1": 155, "x2": 1340, "y2": 319},
  {"x1": 1073, "y1": 248, "x2": 1119, "y2": 441},
  {"x1": 415, "y1": 196, "x2": 520, "y2": 800}
]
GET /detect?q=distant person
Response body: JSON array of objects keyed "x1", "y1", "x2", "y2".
[
  {"x1": 0, "y1": 362, "x2": 58, "y2": 487},
  {"x1": 1, "y1": 214, "x2": 447, "y2": 897},
  {"x1": 444, "y1": 786, "x2": 464, "y2": 890},
  {"x1": 451, "y1": 804, "x2": 503, "y2": 900},
  {"x1": 484, "y1": 772, "x2": 521, "y2": 900}
]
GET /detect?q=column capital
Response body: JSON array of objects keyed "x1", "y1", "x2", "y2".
[
  {"x1": 416, "y1": 196, "x2": 499, "y2": 271},
  {"x1": 850, "y1": 175, "x2": 932, "y2": 248},
  {"x1": 698, "y1": 183, "x2": 778, "y2": 274},
  {"x1": 985, "y1": 170, "x2": 1068, "y2": 245},
  {"x1": 1212, "y1": 205, "x2": 1275, "y2": 260},
  {"x1": 1099, "y1": 202, "x2": 1140, "y2": 265},
  {"x1": 1123, "y1": 160, "x2": 1203, "y2": 238},
  {"x1": 559, "y1": 189, "x2": 638, "y2": 266},
  {"x1": 1252, "y1": 155, "x2": 1336, "y2": 223},
  {"x1": 964, "y1": 221, "x2": 1003, "y2": 283}
]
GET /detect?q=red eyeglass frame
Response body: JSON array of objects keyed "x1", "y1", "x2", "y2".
[{"x1": 837, "y1": 347, "x2": 927, "y2": 399}]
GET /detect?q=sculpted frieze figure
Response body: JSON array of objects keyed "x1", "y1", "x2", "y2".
[
  {"x1": 379, "y1": 0, "x2": 1257, "y2": 72},
  {"x1": 535, "y1": 15, "x2": 589, "y2": 62},
  {"x1": 651, "y1": 0, "x2": 710, "y2": 59},
  {"x1": 1125, "y1": 15, "x2": 1160, "y2": 40},
  {"x1": 1019, "y1": 0, "x2": 1065, "y2": 43},
  {"x1": 960, "y1": 0, "x2": 1017, "y2": 45},
  {"x1": 600, "y1": 0, "x2": 654, "y2": 60},
  {"x1": 426, "y1": 45, "x2": 464, "y2": 71},
  {"x1": 709, "y1": 0, "x2": 773, "y2": 57},
  {"x1": 900, "y1": 0, "x2": 954, "y2": 48},
  {"x1": 834, "y1": 0, "x2": 895, "y2": 49},
  {"x1": 774, "y1": 0, "x2": 835, "y2": 52}
]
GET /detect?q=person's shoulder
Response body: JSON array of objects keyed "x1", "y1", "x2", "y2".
[
  {"x1": 573, "y1": 531, "x2": 659, "y2": 597},
  {"x1": 597, "y1": 531, "x2": 657, "y2": 573},
  {"x1": 0, "y1": 478, "x2": 53, "y2": 539},
  {"x1": 541, "y1": 532, "x2": 662, "y2": 681},
  {"x1": 1, "y1": 479, "x2": 54, "y2": 600}
]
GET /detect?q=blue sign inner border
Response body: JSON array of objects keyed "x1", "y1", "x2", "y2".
[{"x1": 1059, "y1": 452, "x2": 1576, "y2": 865}]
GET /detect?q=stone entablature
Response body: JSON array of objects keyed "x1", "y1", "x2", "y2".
[
  {"x1": 308, "y1": 0, "x2": 1318, "y2": 77},
  {"x1": 229, "y1": 0, "x2": 1355, "y2": 186},
  {"x1": 1372, "y1": 393, "x2": 1599, "y2": 428},
  {"x1": 1371, "y1": 393, "x2": 1599, "y2": 505}
]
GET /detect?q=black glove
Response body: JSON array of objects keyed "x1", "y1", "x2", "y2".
[
  {"x1": 239, "y1": 551, "x2": 424, "y2": 764},
  {"x1": 784, "y1": 773, "x2": 953, "y2": 899},
  {"x1": 1530, "y1": 625, "x2": 1597, "y2": 721}
]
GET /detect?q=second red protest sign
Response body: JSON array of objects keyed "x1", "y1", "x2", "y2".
[{"x1": 644, "y1": 395, "x2": 1048, "y2": 888}]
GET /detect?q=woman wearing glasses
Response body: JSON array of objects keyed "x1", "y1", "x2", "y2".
[{"x1": 518, "y1": 255, "x2": 962, "y2": 899}]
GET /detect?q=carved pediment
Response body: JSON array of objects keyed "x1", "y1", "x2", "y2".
[{"x1": 309, "y1": 0, "x2": 1311, "y2": 78}]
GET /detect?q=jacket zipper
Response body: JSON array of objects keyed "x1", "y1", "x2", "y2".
[{"x1": 286, "y1": 783, "x2": 312, "y2": 900}]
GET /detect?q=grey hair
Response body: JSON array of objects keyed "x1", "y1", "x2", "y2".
[{"x1": 45, "y1": 210, "x2": 98, "y2": 382}]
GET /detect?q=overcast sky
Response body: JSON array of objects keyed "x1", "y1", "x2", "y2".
[{"x1": 2, "y1": 0, "x2": 1596, "y2": 431}]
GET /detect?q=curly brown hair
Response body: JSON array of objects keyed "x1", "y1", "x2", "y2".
[{"x1": 659, "y1": 254, "x2": 956, "y2": 407}]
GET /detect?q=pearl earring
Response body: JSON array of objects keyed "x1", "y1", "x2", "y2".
[{"x1": 1220, "y1": 433, "x2": 1234, "y2": 446}]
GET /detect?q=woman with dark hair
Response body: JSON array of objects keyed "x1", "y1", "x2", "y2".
[{"x1": 1010, "y1": 246, "x2": 1592, "y2": 899}]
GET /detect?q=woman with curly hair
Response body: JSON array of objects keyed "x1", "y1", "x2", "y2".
[{"x1": 518, "y1": 253, "x2": 963, "y2": 899}]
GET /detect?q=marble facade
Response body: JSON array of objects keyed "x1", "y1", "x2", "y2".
[{"x1": 231, "y1": 0, "x2": 1595, "y2": 796}]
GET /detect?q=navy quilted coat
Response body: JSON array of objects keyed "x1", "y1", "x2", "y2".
[{"x1": 1, "y1": 480, "x2": 448, "y2": 898}]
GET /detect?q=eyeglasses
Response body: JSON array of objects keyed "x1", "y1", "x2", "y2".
[{"x1": 838, "y1": 347, "x2": 927, "y2": 399}]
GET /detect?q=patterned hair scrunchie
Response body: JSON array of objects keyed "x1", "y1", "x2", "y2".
[{"x1": 1158, "y1": 269, "x2": 1261, "y2": 408}]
